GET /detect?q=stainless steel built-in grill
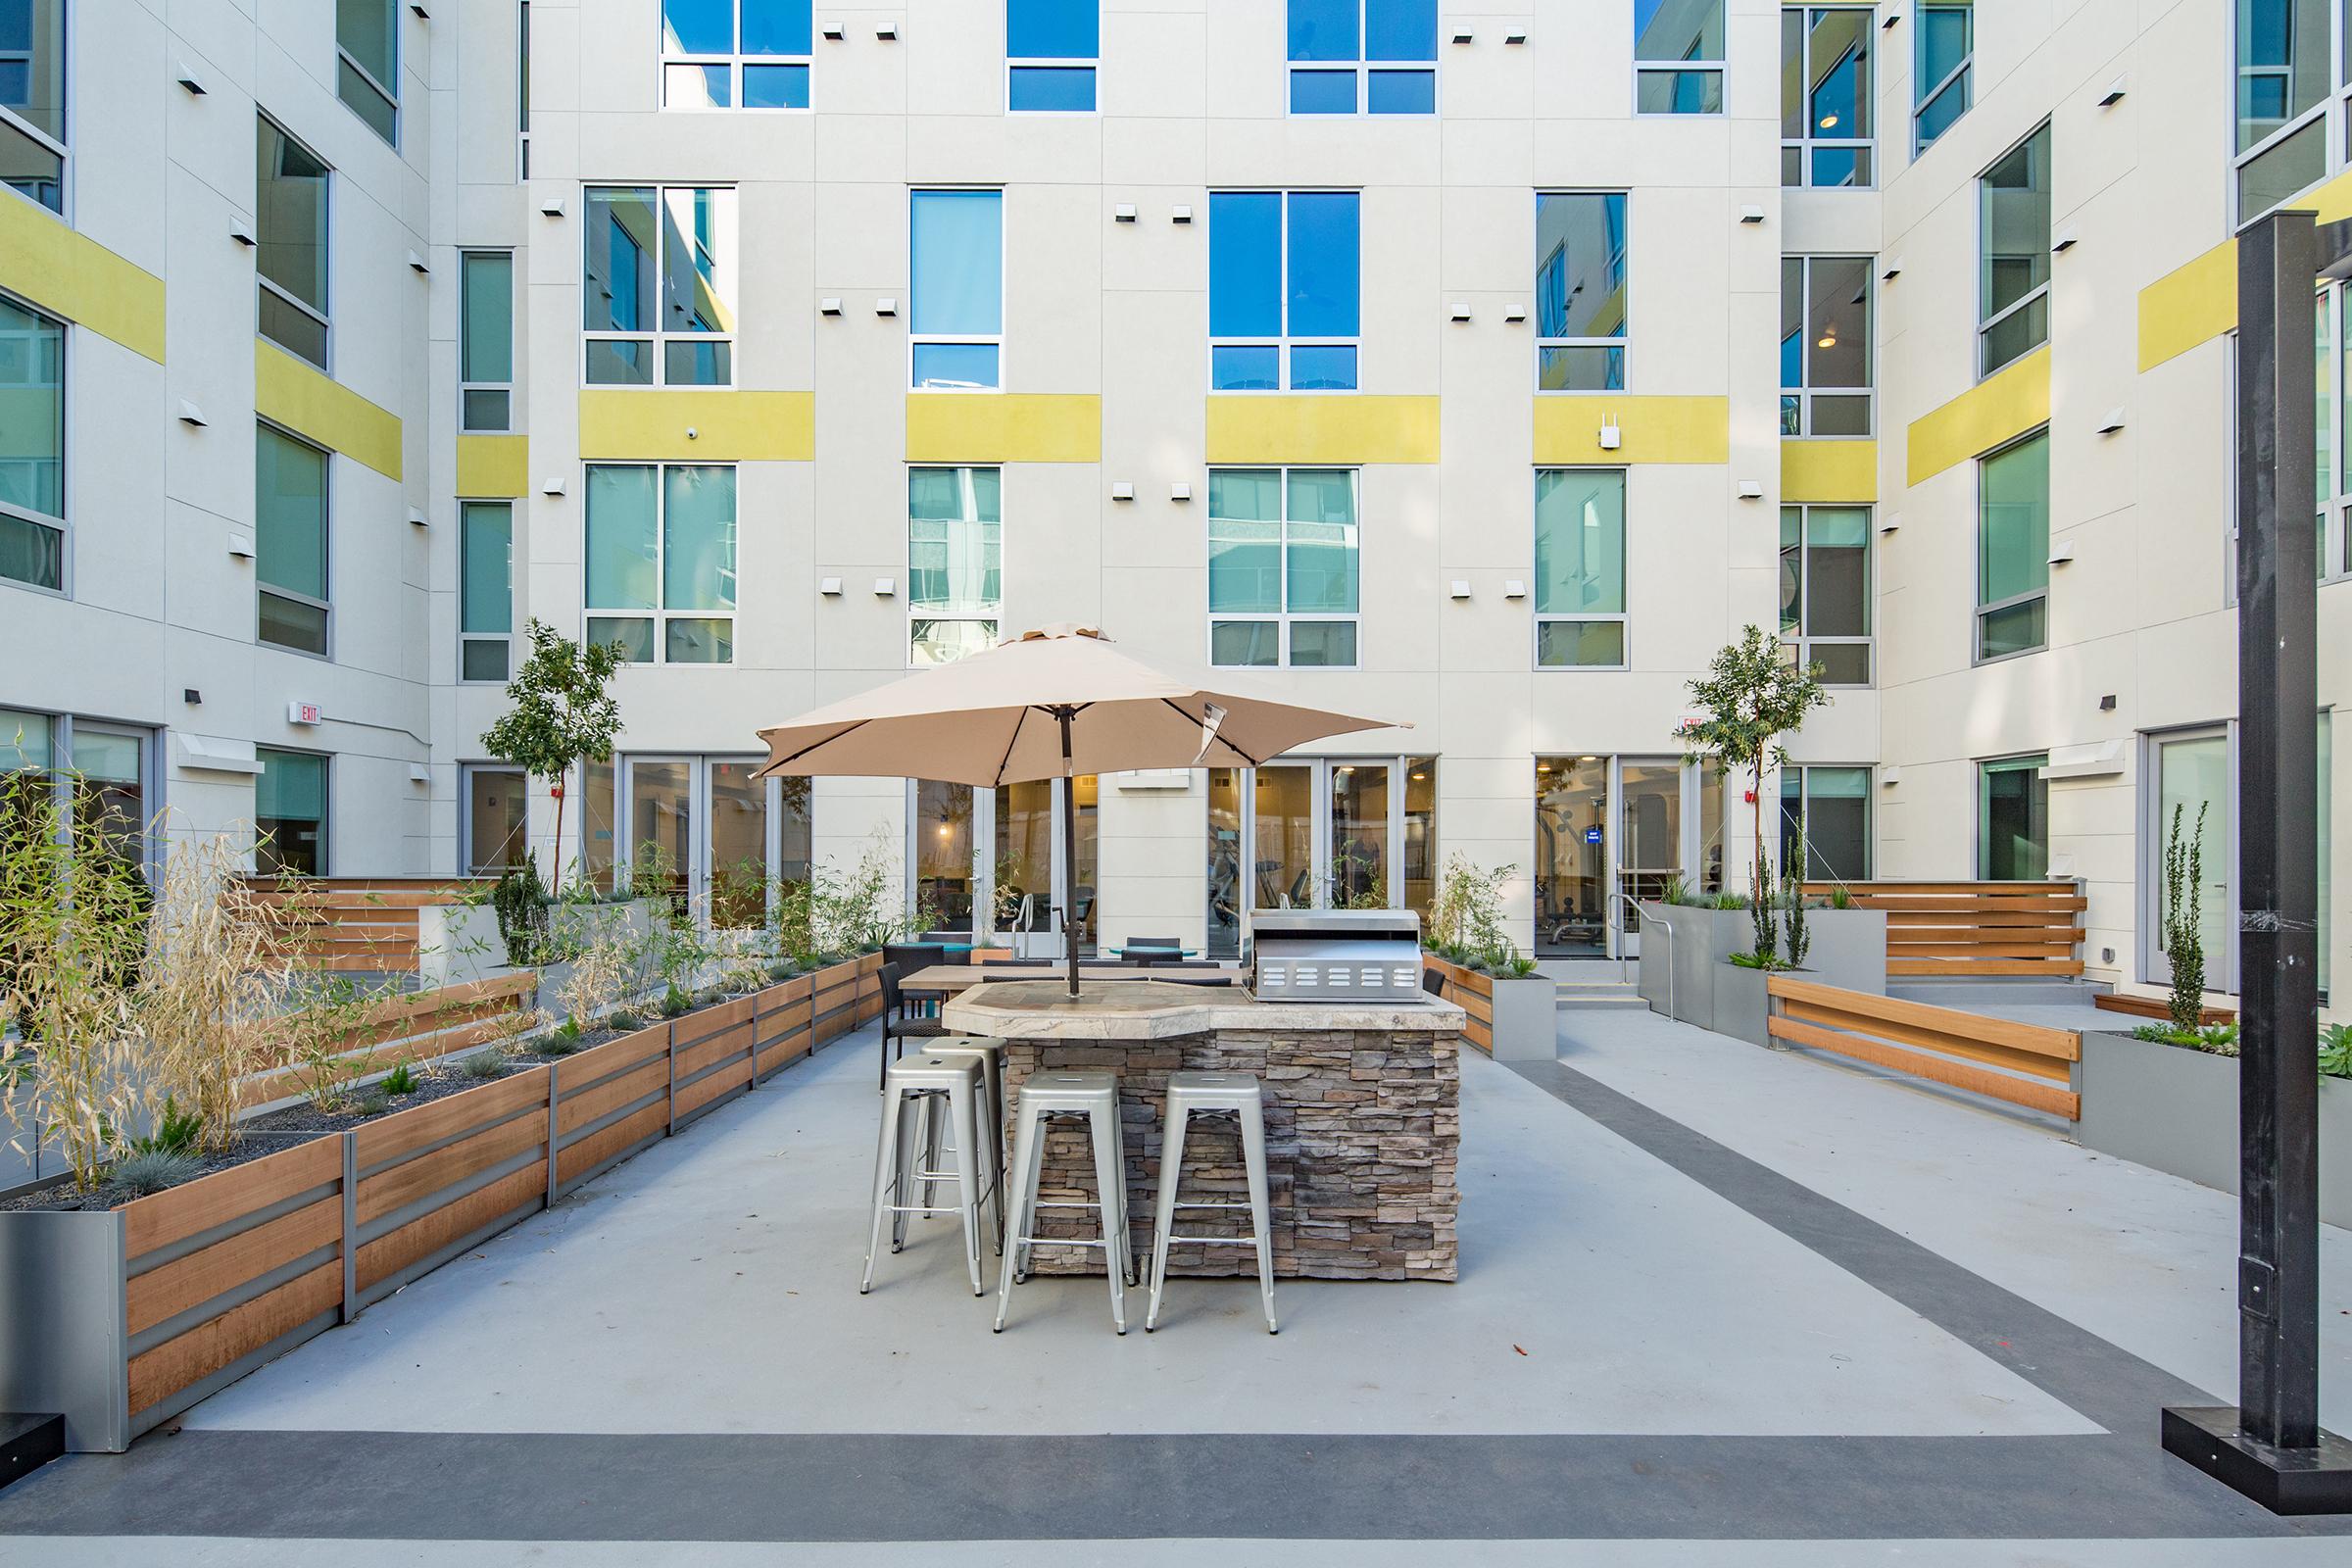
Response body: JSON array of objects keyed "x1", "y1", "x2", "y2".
[{"x1": 1250, "y1": 908, "x2": 1426, "y2": 1004}]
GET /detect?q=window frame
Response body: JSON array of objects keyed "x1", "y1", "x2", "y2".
[
  {"x1": 255, "y1": 419, "x2": 333, "y2": 662},
  {"x1": 0, "y1": 0, "x2": 68, "y2": 219},
  {"x1": 517, "y1": 3, "x2": 532, "y2": 178},
  {"x1": 906, "y1": 464, "x2": 1004, "y2": 666},
  {"x1": 1778, "y1": 763, "x2": 1875, "y2": 882},
  {"x1": 460, "y1": 250, "x2": 515, "y2": 434},
  {"x1": 461, "y1": 762, "x2": 531, "y2": 875},
  {"x1": 1973, "y1": 426, "x2": 2051, "y2": 665},
  {"x1": 1005, "y1": 0, "x2": 1100, "y2": 115},
  {"x1": 1206, "y1": 189, "x2": 1363, "y2": 394},
  {"x1": 1633, "y1": 0, "x2": 1727, "y2": 118},
  {"x1": 1533, "y1": 466, "x2": 1631, "y2": 671},
  {"x1": 256, "y1": 114, "x2": 333, "y2": 373},
  {"x1": 581, "y1": 184, "x2": 738, "y2": 387},
  {"x1": 1205, "y1": 466, "x2": 1363, "y2": 669},
  {"x1": 1973, "y1": 751, "x2": 2051, "y2": 881},
  {"x1": 1285, "y1": 1, "x2": 1439, "y2": 118},
  {"x1": 1912, "y1": 0, "x2": 1973, "y2": 154},
  {"x1": 1778, "y1": 504, "x2": 1874, "y2": 686},
  {"x1": 1782, "y1": 5, "x2": 1874, "y2": 188},
  {"x1": 254, "y1": 745, "x2": 331, "y2": 877},
  {"x1": 2230, "y1": 0, "x2": 2352, "y2": 224},
  {"x1": 1781, "y1": 254, "x2": 1875, "y2": 436},
  {"x1": 657, "y1": 0, "x2": 814, "y2": 113},
  {"x1": 0, "y1": 287, "x2": 67, "y2": 599},
  {"x1": 2314, "y1": 281, "x2": 2352, "y2": 582},
  {"x1": 459, "y1": 498, "x2": 514, "y2": 685},
  {"x1": 1976, "y1": 121, "x2": 2052, "y2": 380},
  {"x1": 335, "y1": 0, "x2": 401, "y2": 147},
  {"x1": 1535, "y1": 190, "x2": 1631, "y2": 393},
  {"x1": 582, "y1": 462, "x2": 739, "y2": 665},
  {"x1": 908, "y1": 187, "x2": 1006, "y2": 393}
]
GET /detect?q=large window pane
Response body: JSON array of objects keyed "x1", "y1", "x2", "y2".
[
  {"x1": 2153, "y1": 734, "x2": 2230, "y2": 988},
  {"x1": 910, "y1": 190, "x2": 1004, "y2": 336},
  {"x1": 460, "y1": 501, "x2": 513, "y2": 636},
  {"x1": 662, "y1": 466, "x2": 737, "y2": 612},
  {"x1": 709, "y1": 760, "x2": 767, "y2": 927},
  {"x1": 0, "y1": 294, "x2": 63, "y2": 532},
  {"x1": 255, "y1": 749, "x2": 326, "y2": 876},
  {"x1": 584, "y1": 187, "x2": 657, "y2": 333},
  {"x1": 2236, "y1": 0, "x2": 2331, "y2": 153},
  {"x1": 1978, "y1": 755, "x2": 2048, "y2": 880},
  {"x1": 1807, "y1": 506, "x2": 1870, "y2": 637},
  {"x1": 257, "y1": 118, "x2": 329, "y2": 366},
  {"x1": 1980, "y1": 124, "x2": 2051, "y2": 373},
  {"x1": 1289, "y1": 0, "x2": 1359, "y2": 62},
  {"x1": 1536, "y1": 757, "x2": 1609, "y2": 956},
  {"x1": 466, "y1": 767, "x2": 529, "y2": 875},
  {"x1": 1329, "y1": 762, "x2": 1390, "y2": 906},
  {"x1": 913, "y1": 778, "x2": 976, "y2": 930},
  {"x1": 1252, "y1": 763, "x2": 1314, "y2": 910},
  {"x1": 586, "y1": 466, "x2": 659, "y2": 611},
  {"x1": 255, "y1": 452, "x2": 330, "y2": 598},
  {"x1": 1537, "y1": 194, "x2": 1628, "y2": 342},
  {"x1": 336, "y1": 0, "x2": 399, "y2": 142},
  {"x1": 629, "y1": 760, "x2": 693, "y2": 900},
  {"x1": 462, "y1": 252, "x2": 514, "y2": 385},
  {"x1": 0, "y1": 0, "x2": 63, "y2": 211},
  {"x1": 1535, "y1": 469, "x2": 1626, "y2": 615},
  {"x1": 1286, "y1": 192, "x2": 1360, "y2": 339},
  {"x1": 1009, "y1": 0, "x2": 1099, "y2": 58},
  {"x1": 1978, "y1": 430, "x2": 2048, "y2": 658}
]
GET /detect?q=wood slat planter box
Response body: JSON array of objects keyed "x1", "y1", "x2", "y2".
[
  {"x1": 1422, "y1": 956, "x2": 1552, "y2": 1060},
  {"x1": 0, "y1": 954, "x2": 873, "y2": 1453},
  {"x1": 1802, "y1": 880, "x2": 2085, "y2": 979}
]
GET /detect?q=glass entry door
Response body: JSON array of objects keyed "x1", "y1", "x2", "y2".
[
  {"x1": 2144, "y1": 729, "x2": 2231, "y2": 993},
  {"x1": 1616, "y1": 759, "x2": 1684, "y2": 953},
  {"x1": 1535, "y1": 758, "x2": 1610, "y2": 956},
  {"x1": 1537, "y1": 755, "x2": 1726, "y2": 959}
]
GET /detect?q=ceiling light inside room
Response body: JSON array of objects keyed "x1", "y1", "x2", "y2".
[{"x1": 1818, "y1": 114, "x2": 1838, "y2": 129}]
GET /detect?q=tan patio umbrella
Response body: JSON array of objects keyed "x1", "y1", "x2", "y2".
[{"x1": 754, "y1": 624, "x2": 1404, "y2": 996}]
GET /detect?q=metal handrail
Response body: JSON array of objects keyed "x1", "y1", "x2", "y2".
[{"x1": 1607, "y1": 892, "x2": 1673, "y2": 1022}]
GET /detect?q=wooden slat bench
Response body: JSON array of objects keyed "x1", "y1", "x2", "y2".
[
  {"x1": 1802, "y1": 880, "x2": 2086, "y2": 978},
  {"x1": 1764, "y1": 974, "x2": 2082, "y2": 1120}
]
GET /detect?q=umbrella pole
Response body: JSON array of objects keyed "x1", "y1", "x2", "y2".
[{"x1": 1057, "y1": 707, "x2": 1081, "y2": 999}]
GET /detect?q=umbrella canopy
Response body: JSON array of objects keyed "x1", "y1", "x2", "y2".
[
  {"x1": 753, "y1": 624, "x2": 1402, "y2": 785},
  {"x1": 753, "y1": 624, "x2": 1405, "y2": 997}
]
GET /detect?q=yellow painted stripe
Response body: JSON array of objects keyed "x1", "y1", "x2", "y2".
[
  {"x1": 578, "y1": 389, "x2": 815, "y2": 461},
  {"x1": 254, "y1": 340, "x2": 403, "y2": 480},
  {"x1": 1532, "y1": 395, "x2": 1727, "y2": 465},
  {"x1": 457, "y1": 434, "x2": 529, "y2": 498},
  {"x1": 905, "y1": 393, "x2": 1101, "y2": 463},
  {"x1": 2134, "y1": 167, "x2": 2352, "y2": 371},
  {"x1": 0, "y1": 199, "x2": 165, "y2": 363},
  {"x1": 1781, "y1": 439, "x2": 1878, "y2": 504},
  {"x1": 2138, "y1": 244, "x2": 2235, "y2": 373},
  {"x1": 1203, "y1": 395, "x2": 1440, "y2": 465},
  {"x1": 1905, "y1": 347, "x2": 2049, "y2": 487}
]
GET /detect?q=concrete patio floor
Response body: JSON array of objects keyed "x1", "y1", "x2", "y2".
[{"x1": 2, "y1": 1006, "x2": 2349, "y2": 1560}]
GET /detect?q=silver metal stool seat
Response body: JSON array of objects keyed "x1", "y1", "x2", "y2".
[
  {"x1": 921, "y1": 1037, "x2": 1006, "y2": 1251},
  {"x1": 995, "y1": 1068, "x2": 1135, "y2": 1335},
  {"x1": 862, "y1": 1053, "x2": 993, "y2": 1298},
  {"x1": 1145, "y1": 1070, "x2": 1277, "y2": 1335}
]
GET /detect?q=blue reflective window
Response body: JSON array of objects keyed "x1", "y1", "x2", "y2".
[
  {"x1": 1289, "y1": 0, "x2": 1360, "y2": 61},
  {"x1": 662, "y1": 0, "x2": 734, "y2": 54},
  {"x1": 1289, "y1": 2, "x2": 1435, "y2": 113},
  {"x1": 1210, "y1": 191, "x2": 1359, "y2": 391},
  {"x1": 912, "y1": 343, "x2": 1003, "y2": 390},
  {"x1": 1287, "y1": 192, "x2": 1360, "y2": 339},
  {"x1": 910, "y1": 192, "x2": 1004, "y2": 337},
  {"x1": 1290, "y1": 345, "x2": 1358, "y2": 390},
  {"x1": 1010, "y1": 65, "x2": 1096, "y2": 111},
  {"x1": 1008, "y1": 0, "x2": 1099, "y2": 58},
  {"x1": 744, "y1": 64, "x2": 809, "y2": 107},
  {"x1": 1208, "y1": 192, "x2": 1283, "y2": 338},
  {"x1": 1365, "y1": 0, "x2": 1437, "y2": 59},
  {"x1": 1367, "y1": 69, "x2": 1434, "y2": 114},
  {"x1": 1212, "y1": 346, "x2": 1281, "y2": 390},
  {"x1": 741, "y1": 0, "x2": 813, "y2": 53}
]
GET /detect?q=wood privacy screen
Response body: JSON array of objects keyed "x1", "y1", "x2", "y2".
[
  {"x1": 242, "y1": 877, "x2": 490, "y2": 972},
  {"x1": 1422, "y1": 957, "x2": 1493, "y2": 1054},
  {"x1": 1764, "y1": 974, "x2": 2082, "y2": 1120},
  {"x1": 232, "y1": 971, "x2": 541, "y2": 1111},
  {"x1": 1801, "y1": 880, "x2": 2085, "y2": 978},
  {"x1": 110, "y1": 952, "x2": 881, "y2": 1444}
]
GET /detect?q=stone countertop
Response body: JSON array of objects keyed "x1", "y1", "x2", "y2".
[{"x1": 941, "y1": 979, "x2": 1465, "y2": 1041}]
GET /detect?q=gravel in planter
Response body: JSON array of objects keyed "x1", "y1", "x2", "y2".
[{"x1": 0, "y1": 1128, "x2": 335, "y2": 1213}]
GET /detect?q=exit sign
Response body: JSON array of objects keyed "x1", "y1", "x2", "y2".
[{"x1": 286, "y1": 701, "x2": 321, "y2": 726}]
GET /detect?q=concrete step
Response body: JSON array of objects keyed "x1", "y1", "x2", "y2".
[{"x1": 1555, "y1": 982, "x2": 1647, "y2": 1010}]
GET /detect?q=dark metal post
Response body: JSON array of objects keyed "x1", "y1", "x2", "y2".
[
  {"x1": 1057, "y1": 706, "x2": 1081, "y2": 999},
  {"x1": 2161, "y1": 207, "x2": 2350, "y2": 1513}
]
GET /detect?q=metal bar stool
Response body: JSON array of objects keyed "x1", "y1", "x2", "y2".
[
  {"x1": 861, "y1": 1053, "x2": 991, "y2": 1298},
  {"x1": 919, "y1": 1038, "x2": 1006, "y2": 1250},
  {"x1": 994, "y1": 1069, "x2": 1135, "y2": 1335},
  {"x1": 1144, "y1": 1070, "x2": 1277, "y2": 1335}
]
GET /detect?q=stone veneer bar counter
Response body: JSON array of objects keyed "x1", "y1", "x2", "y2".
[{"x1": 942, "y1": 980, "x2": 1462, "y2": 1282}]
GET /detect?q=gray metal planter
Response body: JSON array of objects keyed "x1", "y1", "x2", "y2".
[
  {"x1": 1484, "y1": 975, "x2": 1559, "y2": 1061},
  {"x1": 1638, "y1": 903, "x2": 1887, "y2": 1034},
  {"x1": 2074, "y1": 1030, "x2": 2352, "y2": 1227}
]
